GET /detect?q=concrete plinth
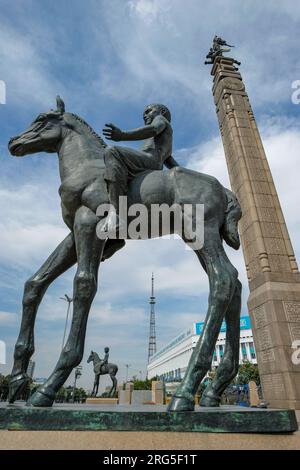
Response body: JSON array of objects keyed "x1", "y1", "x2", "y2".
[
  {"x1": 0, "y1": 403, "x2": 297, "y2": 433},
  {"x1": 152, "y1": 381, "x2": 164, "y2": 405},
  {"x1": 131, "y1": 390, "x2": 152, "y2": 405}
]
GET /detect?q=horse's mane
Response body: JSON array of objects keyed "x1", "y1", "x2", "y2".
[{"x1": 66, "y1": 112, "x2": 107, "y2": 149}]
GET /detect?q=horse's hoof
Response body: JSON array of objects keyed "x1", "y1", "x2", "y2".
[
  {"x1": 167, "y1": 395, "x2": 195, "y2": 412},
  {"x1": 8, "y1": 374, "x2": 29, "y2": 403},
  {"x1": 200, "y1": 390, "x2": 220, "y2": 407},
  {"x1": 27, "y1": 388, "x2": 55, "y2": 407}
]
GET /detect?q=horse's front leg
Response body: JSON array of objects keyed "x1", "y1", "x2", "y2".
[
  {"x1": 92, "y1": 376, "x2": 98, "y2": 397},
  {"x1": 200, "y1": 280, "x2": 242, "y2": 406},
  {"x1": 28, "y1": 206, "x2": 104, "y2": 407},
  {"x1": 167, "y1": 237, "x2": 238, "y2": 412},
  {"x1": 110, "y1": 375, "x2": 117, "y2": 397},
  {"x1": 9, "y1": 232, "x2": 76, "y2": 403},
  {"x1": 95, "y1": 375, "x2": 100, "y2": 396}
]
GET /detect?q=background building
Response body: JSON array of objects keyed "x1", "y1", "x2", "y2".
[{"x1": 147, "y1": 316, "x2": 256, "y2": 383}]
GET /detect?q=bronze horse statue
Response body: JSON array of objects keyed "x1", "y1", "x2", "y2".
[
  {"x1": 87, "y1": 351, "x2": 118, "y2": 397},
  {"x1": 8, "y1": 96, "x2": 242, "y2": 411}
]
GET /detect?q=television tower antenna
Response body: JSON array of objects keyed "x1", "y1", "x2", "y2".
[{"x1": 147, "y1": 273, "x2": 157, "y2": 364}]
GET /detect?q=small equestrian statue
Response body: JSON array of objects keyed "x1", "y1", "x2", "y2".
[{"x1": 87, "y1": 348, "x2": 118, "y2": 397}]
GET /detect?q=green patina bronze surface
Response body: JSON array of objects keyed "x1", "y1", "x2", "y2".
[{"x1": 0, "y1": 404, "x2": 297, "y2": 433}]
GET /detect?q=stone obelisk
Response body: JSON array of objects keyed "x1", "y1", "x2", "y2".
[{"x1": 205, "y1": 37, "x2": 300, "y2": 409}]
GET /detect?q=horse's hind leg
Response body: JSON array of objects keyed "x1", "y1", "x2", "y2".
[
  {"x1": 9, "y1": 232, "x2": 76, "y2": 403},
  {"x1": 167, "y1": 234, "x2": 238, "y2": 412},
  {"x1": 200, "y1": 280, "x2": 242, "y2": 406},
  {"x1": 109, "y1": 375, "x2": 117, "y2": 397}
]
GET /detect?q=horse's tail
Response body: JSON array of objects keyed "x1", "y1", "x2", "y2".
[{"x1": 220, "y1": 188, "x2": 242, "y2": 250}]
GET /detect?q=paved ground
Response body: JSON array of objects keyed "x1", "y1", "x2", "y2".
[{"x1": 0, "y1": 430, "x2": 300, "y2": 450}]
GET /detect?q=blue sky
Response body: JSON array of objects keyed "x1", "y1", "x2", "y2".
[{"x1": 1, "y1": 0, "x2": 300, "y2": 391}]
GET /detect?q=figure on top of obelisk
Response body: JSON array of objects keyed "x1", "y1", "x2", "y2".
[{"x1": 205, "y1": 35, "x2": 241, "y2": 67}]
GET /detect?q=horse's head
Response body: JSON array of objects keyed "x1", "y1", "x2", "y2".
[
  {"x1": 87, "y1": 351, "x2": 94, "y2": 363},
  {"x1": 8, "y1": 96, "x2": 66, "y2": 157}
]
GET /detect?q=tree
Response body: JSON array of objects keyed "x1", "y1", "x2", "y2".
[
  {"x1": 0, "y1": 374, "x2": 33, "y2": 401},
  {"x1": 129, "y1": 376, "x2": 160, "y2": 390},
  {"x1": 0, "y1": 374, "x2": 10, "y2": 400},
  {"x1": 236, "y1": 362, "x2": 260, "y2": 386},
  {"x1": 56, "y1": 386, "x2": 67, "y2": 403}
]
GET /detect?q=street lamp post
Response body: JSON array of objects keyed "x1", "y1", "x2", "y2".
[
  {"x1": 72, "y1": 366, "x2": 82, "y2": 403},
  {"x1": 60, "y1": 294, "x2": 73, "y2": 351}
]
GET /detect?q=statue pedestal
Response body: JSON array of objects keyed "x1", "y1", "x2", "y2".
[
  {"x1": 1, "y1": 403, "x2": 297, "y2": 433},
  {"x1": 85, "y1": 398, "x2": 118, "y2": 405}
]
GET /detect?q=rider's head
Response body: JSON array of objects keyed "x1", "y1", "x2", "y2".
[
  {"x1": 104, "y1": 347, "x2": 109, "y2": 353},
  {"x1": 143, "y1": 103, "x2": 171, "y2": 125}
]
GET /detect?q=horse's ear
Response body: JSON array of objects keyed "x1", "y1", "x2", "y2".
[{"x1": 56, "y1": 95, "x2": 65, "y2": 114}]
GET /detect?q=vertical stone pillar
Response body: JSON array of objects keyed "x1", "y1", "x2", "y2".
[
  {"x1": 117, "y1": 384, "x2": 123, "y2": 402},
  {"x1": 249, "y1": 381, "x2": 260, "y2": 407},
  {"x1": 151, "y1": 380, "x2": 164, "y2": 405},
  {"x1": 125, "y1": 382, "x2": 134, "y2": 405},
  {"x1": 209, "y1": 56, "x2": 300, "y2": 409}
]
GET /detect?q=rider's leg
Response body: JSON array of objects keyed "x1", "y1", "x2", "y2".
[
  {"x1": 103, "y1": 145, "x2": 159, "y2": 233},
  {"x1": 103, "y1": 146, "x2": 128, "y2": 233}
]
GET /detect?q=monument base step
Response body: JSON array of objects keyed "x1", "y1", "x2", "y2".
[{"x1": 0, "y1": 403, "x2": 298, "y2": 433}]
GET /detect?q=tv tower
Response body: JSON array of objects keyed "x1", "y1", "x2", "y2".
[{"x1": 147, "y1": 273, "x2": 157, "y2": 363}]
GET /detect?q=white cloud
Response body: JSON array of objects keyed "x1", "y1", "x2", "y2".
[
  {"x1": 179, "y1": 137, "x2": 231, "y2": 187},
  {"x1": 0, "y1": 23, "x2": 62, "y2": 107},
  {"x1": 0, "y1": 222, "x2": 67, "y2": 268},
  {"x1": 0, "y1": 182, "x2": 68, "y2": 269},
  {"x1": 90, "y1": 302, "x2": 146, "y2": 325},
  {"x1": 0, "y1": 311, "x2": 18, "y2": 325},
  {"x1": 129, "y1": 0, "x2": 164, "y2": 24},
  {"x1": 88, "y1": 0, "x2": 300, "y2": 121}
]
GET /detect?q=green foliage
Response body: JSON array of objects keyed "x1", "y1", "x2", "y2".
[
  {"x1": 131, "y1": 379, "x2": 152, "y2": 390},
  {"x1": 235, "y1": 362, "x2": 260, "y2": 386},
  {"x1": 0, "y1": 374, "x2": 33, "y2": 401},
  {"x1": 0, "y1": 373, "x2": 88, "y2": 403},
  {"x1": 196, "y1": 363, "x2": 260, "y2": 400},
  {"x1": 101, "y1": 391, "x2": 118, "y2": 398},
  {"x1": 130, "y1": 376, "x2": 160, "y2": 390},
  {"x1": 0, "y1": 374, "x2": 10, "y2": 400},
  {"x1": 53, "y1": 385, "x2": 87, "y2": 402}
]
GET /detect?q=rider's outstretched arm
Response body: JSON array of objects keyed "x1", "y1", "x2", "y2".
[{"x1": 103, "y1": 116, "x2": 167, "y2": 142}]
